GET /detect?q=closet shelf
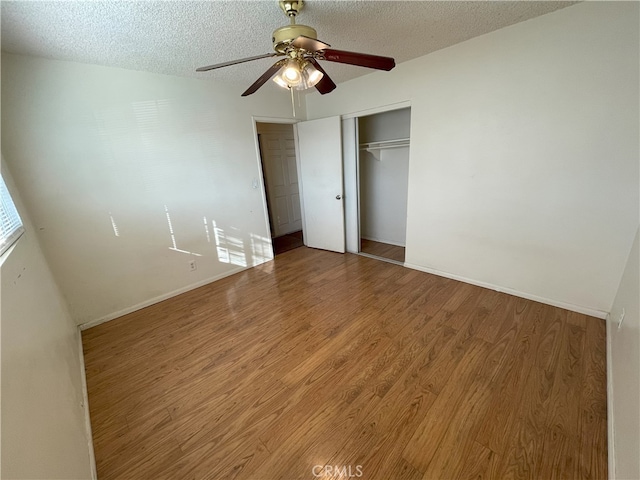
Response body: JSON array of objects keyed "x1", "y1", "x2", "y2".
[{"x1": 359, "y1": 138, "x2": 410, "y2": 160}]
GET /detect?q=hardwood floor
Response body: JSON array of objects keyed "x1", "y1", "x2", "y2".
[
  {"x1": 272, "y1": 230, "x2": 304, "y2": 256},
  {"x1": 82, "y1": 247, "x2": 607, "y2": 480},
  {"x1": 361, "y1": 238, "x2": 406, "y2": 263}
]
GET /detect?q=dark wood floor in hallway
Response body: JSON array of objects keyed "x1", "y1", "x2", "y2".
[{"x1": 82, "y1": 247, "x2": 607, "y2": 480}]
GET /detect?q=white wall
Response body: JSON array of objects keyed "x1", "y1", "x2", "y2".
[
  {"x1": 358, "y1": 108, "x2": 411, "y2": 144},
  {"x1": 1, "y1": 53, "x2": 296, "y2": 325},
  {"x1": 608, "y1": 227, "x2": 639, "y2": 480},
  {"x1": 359, "y1": 109, "x2": 410, "y2": 246},
  {"x1": 1, "y1": 162, "x2": 93, "y2": 479},
  {"x1": 306, "y1": 2, "x2": 639, "y2": 316},
  {"x1": 359, "y1": 149, "x2": 409, "y2": 246}
]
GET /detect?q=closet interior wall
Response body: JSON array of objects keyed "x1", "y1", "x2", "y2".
[{"x1": 358, "y1": 108, "x2": 411, "y2": 256}]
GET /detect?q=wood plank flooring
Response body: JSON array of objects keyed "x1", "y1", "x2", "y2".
[
  {"x1": 361, "y1": 239, "x2": 406, "y2": 263},
  {"x1": 82, "y1": 247, "x2": 607, "y2": 480},
  {"x1": 272, "y1": 230, "x2": 304, "y2": 256}
]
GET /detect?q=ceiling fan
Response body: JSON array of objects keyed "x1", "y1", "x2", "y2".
[{"x1": 196, "y1": 0, "x2": 396, "y2": 97}]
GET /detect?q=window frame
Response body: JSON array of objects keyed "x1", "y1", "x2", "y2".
[{"x1": 0, "y1": 173, "x2": 25, "y2": 257}]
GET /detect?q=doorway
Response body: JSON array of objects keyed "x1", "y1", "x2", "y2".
[
  {"x1": 270, "y1": 106, "x2": 410, "y2": 261},
  {"x1": 357, "y1": 108, "x2": 411, "y2": 264},
  {"x1": 256, "y1": 122, "x2": 304, "y2": 256}
]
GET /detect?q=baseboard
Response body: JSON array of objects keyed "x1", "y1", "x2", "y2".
[
  {"x1": 77, "y1": 330, "x2": 97, "y2": 480},
  {"x1": 79, "y1": 264, "x2": 254, "y2": 331},
  {"x1": 404, "y1": 262, "x2": 608, "y2": 319},
  {"x1": 606, "y1": 313, "x2": 616, "y2": 479},
  {"x1": 361, "y1": 236, "x2": 406, "y2": 248}
]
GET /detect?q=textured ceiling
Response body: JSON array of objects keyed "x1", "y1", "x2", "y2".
[{"x1": 1, "y1": 1, "x2": 577, "y2": 91}]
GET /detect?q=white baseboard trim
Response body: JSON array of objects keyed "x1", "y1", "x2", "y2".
[
  {"x1": 77, "y1": 330, "x2": 97, "y2": 480},
  {"x1": 606, "y1": 313, "x2": 616, "y2": 479},
  {"x1": 79, "y1": 264, "x2": 256, "y2": 331},
  {"x1": 361, "y1": 236, "x2": 406, "y2": 248},
  {"x1": 404, "y1": 262, "x2": 608, "y2": 319}
]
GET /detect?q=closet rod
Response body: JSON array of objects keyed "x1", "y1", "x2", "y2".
[{"x1": 359, "y1": 138, "x2": 410, "y2": 160}]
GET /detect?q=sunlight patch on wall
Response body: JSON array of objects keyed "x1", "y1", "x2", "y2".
[
  {"x1": 204, "y1": 216, "x2": 211, "y2": 243},
  {"x1": 165, "y1": 205, "x2": 202, "y2": 257},
  {"x1": 212, "y1": 220, "x2": 247, "y2": 267},
  {"x1": 165, "y1": 204, "x2": 177, "y2": 249},
  {"x1": 132, "y1": 99, "x2": 172, "y2": 151},
  {"x1": 250, "y1": 233, "x2": 273, "y2": 265},
  {"x1": 109, "y1": 212, "x2": 120, "y2": 237}
]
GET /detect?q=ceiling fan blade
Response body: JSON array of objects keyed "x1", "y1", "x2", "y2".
[
  {"x1": 308, "y1": 59, "x2": 336, "y2": 95},
  {"x1": 196, "y1": 53, "x2": 280, "y2": 72},
  {"x1": 291, "y1": 35, "x2": 331, "y2": 52},
  {"x1": 321, "y1": 49, "x2": 395, "y2": 71},
  {"x1": 241, "y1": 60, "x2": 285, "y2": 97}
]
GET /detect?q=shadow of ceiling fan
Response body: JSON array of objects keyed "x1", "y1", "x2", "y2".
[{"x1": 196, "y1": 0, "x2": 396, "y2": 97}]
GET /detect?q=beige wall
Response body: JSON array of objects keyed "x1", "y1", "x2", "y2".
[
  {"x1": 608, "y1": 227, "x2": 640, "y2": 480},
  {"x1": 1, "y1": 162, "x2": 93, "y2": 479},
  {"x1": 1, "y1": 54, "x2": 297, "y2": 326},
  {"x1": 306, "y1": 2, "x2": 639, "y2": 317}
]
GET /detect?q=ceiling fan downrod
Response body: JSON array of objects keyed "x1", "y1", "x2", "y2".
[
  {"x1": 273, "y1": 0, "x2": 318, "y2": 53},
  {"x1": 279, "y1": 0, "x2": 303, "y2": 22}
]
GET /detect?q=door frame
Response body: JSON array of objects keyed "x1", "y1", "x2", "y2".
[
  {"x1": 251, "y1": 116, "x2": 301, "y2": 254},
  {"x1": 340, "y1": 101, "x2": 412, "y2": 257},
  {"x1": 252, "y1": 102, "x2": 412, "y2": 260}
]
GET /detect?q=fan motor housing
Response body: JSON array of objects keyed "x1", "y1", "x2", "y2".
[{"x1": 272, "y1": 24, "x2": 318, "y2": 53}]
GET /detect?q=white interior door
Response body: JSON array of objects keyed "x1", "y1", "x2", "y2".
[
  {"x1": 259, "y1": 130, "x2": 302, "y2": 237},
  {"x1": 296, "y1": 116, "x2": 345, "y2": 253}
]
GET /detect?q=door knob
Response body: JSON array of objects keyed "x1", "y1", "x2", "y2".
[{"x1": 336, "y1": 194, "x2": 342, "y2": 200}]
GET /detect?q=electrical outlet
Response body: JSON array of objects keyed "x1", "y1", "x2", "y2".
[
  {"x1": 618, "y1": 308, "x2": 625, "y2": 329},
  {"x1": 189, "y1": 260, "x2": 197, "y2": 271}
]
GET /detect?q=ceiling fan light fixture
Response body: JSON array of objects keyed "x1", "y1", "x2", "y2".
[
  {"x1": 290, "y1": 62, "x2": 323, "y2": 90},
  {"x1": 197, "y1": 1, "x2": 396, "y2": 97},
  {"x1": 272, "y1": 74, "x2": 289, "y2": 89},
  {"x1": 281, "y1": 59, "x2": 302, "y2": 85},
  {"x1": 273, "y1": 58, "x2": 322, "y2": 90},
  {"x1": 304, "y1": 62, "x2": 323, "y2": 87}
]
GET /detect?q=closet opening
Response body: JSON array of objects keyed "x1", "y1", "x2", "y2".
[{"x1": 357, "y1": 107, "x2": 411, "y2": 264}]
